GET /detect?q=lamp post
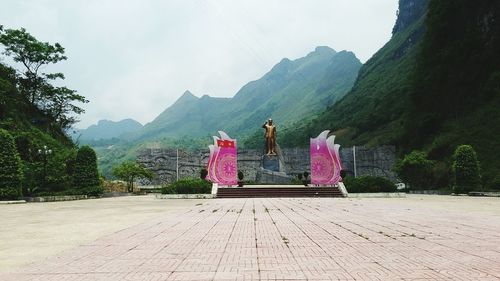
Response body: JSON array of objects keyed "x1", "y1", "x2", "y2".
[{"x1": 38, "y1": 145, "x2": 52, "y2": 189}]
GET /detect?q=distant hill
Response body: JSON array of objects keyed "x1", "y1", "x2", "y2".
[
  {"x1": 76, "y1": 119, "x2": 143, "y2": 141},
  {"x1": 131, "y1": 47, "x2": 361, "y2": 140}
]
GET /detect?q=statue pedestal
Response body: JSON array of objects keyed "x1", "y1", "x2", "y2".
[
  {"x1": 262, "y1": 155, "x2": 280, "y2": 172},
  {"x1": 256, "y1": 154, "x2": 293, "y2": 184}
]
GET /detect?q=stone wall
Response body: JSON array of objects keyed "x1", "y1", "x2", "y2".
[
  {"x1": 340, "y1": 146, "x2": 398, "y2": 182},
  {"x1": 136, "y1": 145, "x2": 397, "y2": 185}
]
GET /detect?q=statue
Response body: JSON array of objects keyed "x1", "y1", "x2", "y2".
[{"x1": 262, "y1": 118, "x2": 277, "y2": 155}]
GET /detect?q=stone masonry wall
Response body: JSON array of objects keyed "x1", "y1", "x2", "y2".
[{"x1": 136, "y1": 145, "x2": 397, "y2": 185}]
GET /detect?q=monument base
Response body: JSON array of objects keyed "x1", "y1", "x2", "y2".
[
  {"x1": 262, "y1": 155, "x2": 280, "y2": 172},
  {"x1": 216, "y1": 185, "x2": 345, "y2": 198},
  {"x1": 256, "y1": 169, "x2": 293, "y2": 184}
]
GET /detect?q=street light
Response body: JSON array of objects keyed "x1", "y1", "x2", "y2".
[{"x1": 38, "y1": 145, "x2": 52, "y2": 189}]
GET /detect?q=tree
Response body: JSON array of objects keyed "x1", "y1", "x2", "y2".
[
  {"x1": 73, "y1": 146, "x2": 100, "y2": 189},
  {"x1": 0, "y1": 129, "x2": 23, "y2": 199},
  {"x1": 0, "y1": 27, "x2": 66, "y2": 104},
  {"x1": 0, "y1": 27, "x2": 88, "y2": 128},
  {"x1": 42, "y1": 85, "x2": 87, "y2": 129},
  {"x1": 395, "y1": 151, "x2": 434, "y2": 190},
  {"x1": 112, "y1": 161, "x2": 154, "y2": 192},
  {"x1": 453, "y1": 145, "x2": 481, "y2": 194}
]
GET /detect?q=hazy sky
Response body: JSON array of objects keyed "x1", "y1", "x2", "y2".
[{"x1": 1, "y1": 0, "x2": 398, "y2": 128}]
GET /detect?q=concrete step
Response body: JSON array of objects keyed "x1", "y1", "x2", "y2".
[{"x1": 216, "y1": 187, "x2": 344, "y2": 198}]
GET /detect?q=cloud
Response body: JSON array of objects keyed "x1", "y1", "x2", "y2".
[{"x1": 0, "y1": 0, "x2": 398, "y2": 128}]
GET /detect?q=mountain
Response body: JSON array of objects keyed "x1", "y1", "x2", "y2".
[
  {"x1": 281, "y1": 0, "x2": 500, "y2": 188},
  {"x1": 77, "y1": 119, "x2": 143, "y2": 141},
  {"x1": 132, "y1": 47, "x2": 361, "y2": 140},
  {"x1": 280, "y1": 0, "x2": 428, "y2": 147},
  {"x1": 227, "y1": 48, "x2": 361, "y2": 134},
  {"x1": 133, "y1": 90, "x2": 230, "y2": 140},
  {"x1": 94, "y1": 46, "x2": 362, "y2": 177}
]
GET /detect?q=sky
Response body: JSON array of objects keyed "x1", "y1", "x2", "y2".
[{"x1": 0, "y1": 0, "x2": 398, "y2": 129}]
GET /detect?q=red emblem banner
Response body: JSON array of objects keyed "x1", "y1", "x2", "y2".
[{"x1": 206, "y1": 131, "x2": 237, "y2": 186}]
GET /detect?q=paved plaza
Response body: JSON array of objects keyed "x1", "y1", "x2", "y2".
[{"x1": 1, "y1": 196, "x2": 500, "y2": 280}]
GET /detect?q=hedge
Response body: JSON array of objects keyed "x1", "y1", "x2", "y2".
[
  {"x1": 344, "y1": 176, "x2": 396, "y2": 193},
  {"x1": 0, "y1": 129, "x2": 23, "y2": 199},
  {"x1": 161, "y1": 178, "x2": 212, "y2": 194}
]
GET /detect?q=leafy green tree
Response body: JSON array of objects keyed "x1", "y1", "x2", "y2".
[
  {"x1": 112, "y1": 161, "x2": 154, "y2": 192},
  {"x1": 41, "y1": 85, "x2": 87, "y2": 129},
  {"x1": 395, "y1": 151, "x2": 434, "y2": 190},
  {"x1": 0, "y1": 129, "x2": 23, "y2": 199},
  {"x1": 0, "y1": 26, "x2": 88, "y2": 128},
  {"x1": 73, "y1": 146, "x2": 100, "y2": 189},
  {"x1": 0, "y1": 27, "x2": 66, "y2": 104},
  {"x1": 453, "y1": 145, "x2": 481, "y2": 194}
]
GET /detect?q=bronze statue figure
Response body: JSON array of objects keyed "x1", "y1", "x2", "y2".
[{"x1": 262, "y1": 118, "x2": 277, "y2": 155}]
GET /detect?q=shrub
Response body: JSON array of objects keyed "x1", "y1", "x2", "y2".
[
  {"x1": 302, "y1": 171, "x2": 310, "y2": 186},
  {"x1": 237, "y1": 170, "x2": 244, "y2": 187},
  {"x1": 431, "y1": 161, "x2": 451, "y2": 189},
  {"x1": 200, "y1": 168, "x2": 208, "y2": 180},
  {"x1": 161, "y1": 178, "x2": 212, "y2": 194},
  {"x1": 344, "y1": 176, "x2": 396, "y2": 193},
  {"x1": 339, "y1": 170, "x2": 347, "y2": 179},
  {"x1": 0, "y1": 129, "x2": 23, "y2": 199},
  {"x1": 82, "y1": 186, "x2": 104, "y2": 197},
  {"x1": 486, "y1": 175, "x2": 500, "y2": 191},
  {"x1": 395, "y1": 151, "x2": 434, "y2": 190},
  {"x1": 73, "y1": 146, "x2": 100, "y2": 190},
  {"x1": 453, "y1": 145, "x2": 481, "y2": 193}
]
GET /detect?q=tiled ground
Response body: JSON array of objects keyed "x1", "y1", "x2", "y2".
[{"x1": 1, "y1": 198, "x2": 500, "y2": 280}]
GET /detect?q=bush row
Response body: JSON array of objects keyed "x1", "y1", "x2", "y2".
[
  {"x1": 344, "y1": 176, "x2": 396, "y2": 193},
  {"x1": 161, "y1": 178, "x2": 212, "y2": 194}
]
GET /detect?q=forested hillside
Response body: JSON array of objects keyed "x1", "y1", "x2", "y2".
[
  {"x1": 0, "y1": 27, "x2": 98, "y2": 198},
  {"x1": 280, "y1": 0, "x2": 427, "y2": 147},
  {"x1": 280, "y1": 0, "x2": 500, "y2": 188}
]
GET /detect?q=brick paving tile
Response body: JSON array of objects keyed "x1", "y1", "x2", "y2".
[{"x1": 2, "y1": 198, "x2": 500, "y2": 280}]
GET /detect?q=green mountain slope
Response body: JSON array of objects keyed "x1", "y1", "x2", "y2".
[
  {"x1": 281, "y1": 0, "x2": 500, "y2": 187},
  {"x1": 280, "y1": 2, "x2": 427, "y2": 147},
  {"x1": 133, "y1": 46, "x2": 361, "y2": 140},
  {"x1": 227, "y1": 49, "x2": 361, "y2": 134},
  {"x1": 407, "y1": 0, "x2": 500, "y2": 185}
]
